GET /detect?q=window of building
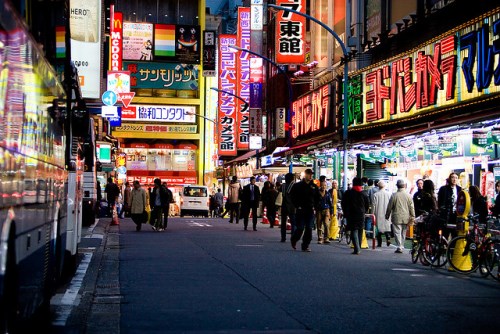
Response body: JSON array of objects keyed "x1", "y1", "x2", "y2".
[{"x1": 115, "y1": 0, "x2": 199, "y2": 25}]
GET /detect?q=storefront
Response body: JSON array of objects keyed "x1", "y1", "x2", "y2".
[{"x1": 340, "y1": 9, "x2": 500, "y2": 200}]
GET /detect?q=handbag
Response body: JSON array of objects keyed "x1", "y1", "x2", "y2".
[{"x1": 275, "y1": 192, "x2": 283, "y2": 206}]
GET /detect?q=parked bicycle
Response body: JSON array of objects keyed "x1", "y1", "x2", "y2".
[
  {"x1": 411, "y1": 212, "x2": 448, "y2": 267},
  {"x1": 337, "y1": 206, "x2": 351, "y2": 245},
  {"x1": 446, "y1": 215, "x2": 500, "y2": 279}
]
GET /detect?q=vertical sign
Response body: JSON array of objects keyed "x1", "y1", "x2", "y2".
[
  {"x1": 218, "y1": 35, "x2": 238, "y2": 156},
  {"x1": 275, "y1": 0, "x2": 306, "y2": 64},
  {"x1": 202, "y1": 30, "x2": 216, "y2": 77},
  {"x1": 110, "y1": 6, "x2": 123, "y2": 71},
  {"x1": 70, "y1": 0, "x2": 102, "y2": 98},
  {"x1": 276, "y1": 108, "x2": 286, "y2": 138},
  {"x1": 236, "y1": 7, "x2": 251, "y2": 149}
]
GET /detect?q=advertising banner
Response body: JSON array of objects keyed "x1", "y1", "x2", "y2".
[
  {"x1": 120, "y1": 105, "x2": 196, "y2": 122},
  {"x1": 202, "y1": 30, "x2": 216, "y2": 77},
  {"x1": 176, "y1": 25, "x2": 201, "y2": 64},
  {"x1": 123, "y1": 61, "x2": 198, "y2": 90},
  {"x1": 218, "y1": 35, "x2": 238, "y2": 156},
  {"x1": 236, "y1": 7, "x2": 251, "y2": 149},
  {"x1": 154, "y1": 24, "x2": 176, "y2": 58},
  {"x1": 123, "y1": 22, "x2": 154, "y2": 61},
  {"x1": 69, "y1": 0, "x2": 102, "y2": 98},
  {"x1": 110, "y1": 7, "x2": 123, "y2": 71}
]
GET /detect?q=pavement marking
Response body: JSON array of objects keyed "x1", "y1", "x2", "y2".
[
  {"x1": 188, "y1": 222, "x2": 213, "y2": 227},
  {"x1": 235, "y1": 244, "x2": 264, "y2": 247},
  {"x1": 51, "y1": 252, "x2": 93, "y2": 326},
  {"x1": 391, "y1": 268, "x2": 421, "y2": 272}
]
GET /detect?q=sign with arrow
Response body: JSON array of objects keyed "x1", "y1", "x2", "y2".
[{"x1": 118, "y1": 92, "x2": 135, "y2": 108}]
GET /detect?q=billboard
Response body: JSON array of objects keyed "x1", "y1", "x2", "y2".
[
  {"x1": 123, "y1": 22, "x2": 154, "y2": 61},
  {"x1": 275, "y1": 0, "x2": 306, "y2": 64}
]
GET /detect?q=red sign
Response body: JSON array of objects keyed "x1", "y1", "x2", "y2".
[
  {"x1": 275, "y1": 0, "x2": 306, "y2": 64},
  {"x1": 110, "y1": 6, "x2": 123, "y2": 71},
  {"x1": 236, "y1": 7, "x2": 250, "y2": 150},
  {"x1": 118, "y1": 92, "x2": 135, "y2": 108},
  {"x1": 127, "y1": 176, "x2": 197, "y2": 185},
  {"x1": 292, "y1": 84, "x2": 332, "y2": 138}
]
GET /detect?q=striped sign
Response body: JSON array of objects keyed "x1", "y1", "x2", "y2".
[
  {"x1": 154, "y1": 24, "x2": 176, "y2": 57},
  {"x1": 55, "y1": 26, "x2": 65, "y2": 58}
]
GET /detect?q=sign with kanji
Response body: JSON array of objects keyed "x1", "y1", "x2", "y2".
[
  {"x1": 275, "y1": 0, "x2": 306, "y2": 64},
  {"x1": 236, "y1": 7, "x2": 250, "y2": 150}
]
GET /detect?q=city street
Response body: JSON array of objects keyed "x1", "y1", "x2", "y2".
[{"x1": 52, "y1": 217, "x2": 500, "y2": 333}]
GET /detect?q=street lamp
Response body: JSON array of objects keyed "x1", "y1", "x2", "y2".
[
  {"x1": 228, "y1": 44, "x2": 294, "y2": 173},
  {"x1": 268, "y1": 4, "x2": 350, "y2": 191}
]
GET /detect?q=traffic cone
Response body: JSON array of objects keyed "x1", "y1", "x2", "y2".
[
  {"x1": 111, "y1": 205, "x2": 120, "y2": 226},
  {"x1": 286, "y1": 217, "x2": 291, "y2": 230},
  {"x1": 350, "y1": 229, "x2": 369, "y2": 249},
  {"x1": 274, "y1": 212, "x2": 280, "y2": 226},
  {"x1": 262, "y1": 207, "x2": 269, "y2": 224}
]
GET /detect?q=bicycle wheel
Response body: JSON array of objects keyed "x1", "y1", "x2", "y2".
[
  {"x1": 447, "y1": 236, "x2": 479, "y2": 274},
  {"x1": 483, "y1": 239, "x2": 500, "y2": 282},
  {"x1": 424, "y1": 236, "x2": 448, "y2": 268},
  {"x1": 337, "y1": 225, "x2": 344, "y2": 243},
  {"x1": 411, "y1": 240, "x2": 419, "y2": 264}
]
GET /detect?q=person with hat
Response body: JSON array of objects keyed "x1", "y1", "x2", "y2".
[
  {"x1": 385, "y1": 179, "x2": 415, "y2": 253},
  {"x1": 289, "y1": 169, "x2": 319, "y2": 252}
]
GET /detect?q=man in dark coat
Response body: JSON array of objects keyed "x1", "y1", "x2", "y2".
[
  {"x1": 240, "y1": 176, "x2": 261, "y2": 231},
  {"x1": 105, "y1": 177, "x2": 120, "y2": 219},
  {"x1": 149, "y1": 178, "x2": 172, "y2": 231},
  {"x1": 290, "y1": 169, "x2": 319, "y2": 252},
  {"x1": 341, "y1": 177, "x2": 369, "y2": 255},
  {"x1": 437, "y1": 172, "x2": 461, "y2": 237}
]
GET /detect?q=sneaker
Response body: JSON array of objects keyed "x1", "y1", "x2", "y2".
[
  {"x1": 302, "y1": 248, "x2": 312, "y2": 252},
  {"x1": 291, "y1": 240, "x2": 297, "y2": 250},
  {"x1": 318, "y1": 239, "x2": 323, "y2": 244},
  {"x1": 323, "y1": 239, "x2": 331, "y2": 244},
  {"x1": 151, "y1": 226, "x2": 156, "y2": 231},
  {"x1": 159, "y1": 228, "x2": 164, "y2": 232},
  {"x1": 395, "y1": 249, "x2": 403, "y2": 253}
]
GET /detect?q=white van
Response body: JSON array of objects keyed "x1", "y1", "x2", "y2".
[{"x1": 180, "y1": 185, "x2": 210, "y2": 217}]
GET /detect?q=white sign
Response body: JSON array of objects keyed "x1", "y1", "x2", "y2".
[
  {"x1": 70, "y1": 0, "x2": 102, "y2": 99},
  {"x1": 249, "y1": 135, "x2": 263, "y2": 150},
  {"x1": 251, "y1": 3, "x2": 264, "y2": 30},
  {"x1": 101, "y1": 106, "x2": 119, "y2": 118},
  {"x1": 275, "y1": 107, "x2": 286, "y2": 139},
  {"x1": 121, "y1": 104, "x2": 197, "y2": 123}
]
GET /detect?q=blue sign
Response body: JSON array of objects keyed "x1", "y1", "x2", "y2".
[
  {"x1": 108, "y1": 107, "x2": 122, "y2": 127},
  {"x1": 102, "y1": 90, "x2": 117, "y2": 106}
]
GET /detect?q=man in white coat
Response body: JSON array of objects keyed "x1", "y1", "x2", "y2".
[{"x1": 372, "y1": 180, "x2": 392, "y2": 247}]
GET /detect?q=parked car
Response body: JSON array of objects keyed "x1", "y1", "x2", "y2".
[{"x1": 180, "y1": 185, "x2": 210, "y2": 217}]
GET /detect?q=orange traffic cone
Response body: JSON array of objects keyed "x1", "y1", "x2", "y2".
[
  {"x1": 274, "y1": 212, "x2": 280, "y2": 226},
  {"x1": 111, "y1": 205, "x2": 120, "y2": 226},
  {"x1": 262, "y1": 207, "x2": 269, "y2": 224}
]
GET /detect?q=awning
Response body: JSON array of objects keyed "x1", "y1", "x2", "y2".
[
  {"x1": 226, "y1": 147, "x2": 266, "y2": 164},
  {"x1": 274, "y1": 139, "x2": 327, "y2": 158}
]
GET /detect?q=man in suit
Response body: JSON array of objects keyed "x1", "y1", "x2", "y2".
[
  {"x1": 437, "y1": 172, "x2": 462, "y2": 238},
  {"x1": 241, "y1": 176, "x2": 261, "y2": 231}
]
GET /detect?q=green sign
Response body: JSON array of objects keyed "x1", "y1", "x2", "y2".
[{"x1": 472, "y1": 130, "x2": 492, "y2": 148}]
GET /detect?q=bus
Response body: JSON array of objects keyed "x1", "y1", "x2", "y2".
[
  {"x1": 0, "y1": 3, "x2": 84, "y2": 331},
  {"x1": 82, "y1": 117, "x2": 97, "y2": 226}
]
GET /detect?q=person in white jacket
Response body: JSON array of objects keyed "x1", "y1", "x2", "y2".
[
  {"x1": 372, "y1": 180, "x2": 392, "y2": 247},
  {"x1": 385, "y1": 180, "x2": 415, "y2": 253}
]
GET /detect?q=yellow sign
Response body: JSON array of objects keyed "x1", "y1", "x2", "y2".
[{"x1": 113, "y1": 123, "x2": 197, "y2": 133}]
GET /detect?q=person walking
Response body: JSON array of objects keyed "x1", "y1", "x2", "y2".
[
  {"x1": 342, "y1": 177, "x2": 369, "y2": 254},
  {"x1": 262, "y1": 182, "x2": 278, "y2": 228},
  {"x1": 241, "y1": 176, "x2": 261, "y2": 231},
  {"x1": 315, "y1": 180, "x2": 332, "y2": 244},
  {"x1": 162, "y1": 182, "x2": 173, "y2": 227},
  {"x1": 121, "y1": 181, "x2": 132, "y2": 218},
  {"x1": 105, "y1": 177, "x2": 120, "y2": 220},
  {"x1": 372, "y1": 180, "x2": 392, "y2": 247},
  {"x1": 437, "y1": 172, "x2": 462, "y2": 238},
  {"x1": 328, "y1": 179, "x2": 342, "y2": 241},
  {"x1": 129, "y1": 180, "x2": 148, "y2": 231},
  {"x1": 385, "y1": 179, "x2": 415, "y2": 253},
  {"x1": 413, "y1": 179, "x2": 424, "y2": 216},
  {"x1": 149, "y1": 178, "x2": 171, "y2": 231},
  {"x1": 213, "y1": 188, "x2": 224, "y2": 217},
  {"x1": 290, "y1": 169, "x2": 319, "y2": 252},
  {"x1": 280, "y1": 173, "x2": 296, "y2": 242},
  {"x1": 469, "y1": 185, "x2": 488, "y2": 225},
  {"x1": 227, "y1": 176, "x2": 242, "y2": 224}
]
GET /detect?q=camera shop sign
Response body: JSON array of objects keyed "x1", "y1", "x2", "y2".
[{"x1": 348, "y1": 12, "x2": 500, "y2": 128}]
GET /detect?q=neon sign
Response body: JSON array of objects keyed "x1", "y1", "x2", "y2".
[{"x1": 350, "y1": 13, "x2": 500, "y2": 128}]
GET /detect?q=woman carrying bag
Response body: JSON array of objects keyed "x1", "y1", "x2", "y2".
[{"x1": 130, "y1": 180, "x2": 148, "y2": 231}]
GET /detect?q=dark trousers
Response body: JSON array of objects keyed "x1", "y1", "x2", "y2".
[
  {"x1": 351, "y1": 228, "x2": 364, "y2": 253},
  {"x1": 229, "y1": 202, "x2": 240, "y2": 223},
  {"x1": 152, "y1": 206, "x2": 164, "y2": 229},
  {"x1": 376, "y1": 231, "x2": 391, "y2": 246},
  {"x1": 291, "y1": 209, "x2": 315, "y2": 250},
  {"x1": 267, "y1": 205, "x2": 277, "y2": 228},
  {"x1": 280, "y1": 208, "x2": 295, "y2": 241},
  {"x1": 243, "y1": 201, "x2": 258, "y2": 230}
]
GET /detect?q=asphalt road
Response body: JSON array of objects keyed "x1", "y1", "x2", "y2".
[{"x1": 51, "y1": 216, "x2": 500, "y2": 334}]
